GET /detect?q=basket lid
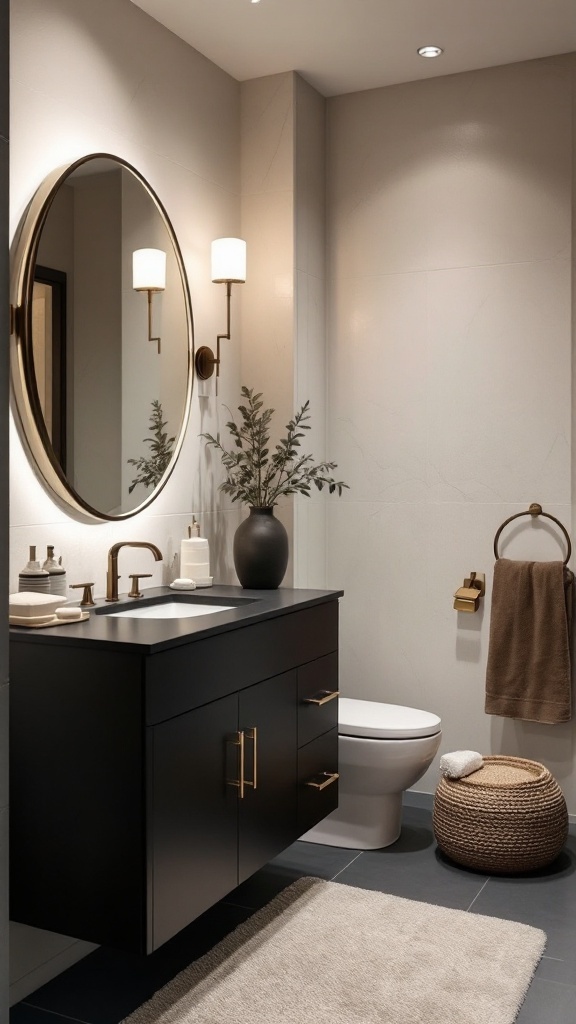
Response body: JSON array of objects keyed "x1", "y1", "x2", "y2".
[{"x1": 462, "y1": 756, "x2": 547, "y2": 788}]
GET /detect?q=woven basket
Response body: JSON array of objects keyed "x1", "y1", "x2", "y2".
[{"x1": 433, "y1": 755, "x2": 568, "y2": 874}]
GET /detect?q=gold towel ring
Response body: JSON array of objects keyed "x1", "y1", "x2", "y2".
[{"x1": 493, "y1": 503, "x2": 572, "y2": 566}]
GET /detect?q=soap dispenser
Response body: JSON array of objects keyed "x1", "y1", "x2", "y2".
[
  {"x1": 18, "y1": 545, "x2": 50, "y2": 593},
  {"x1": 42, "y1": 545, "x2": 67, "y2": 599},
  {"x1": 180, "y1": 518, "x2": 212, "y2": 587}
]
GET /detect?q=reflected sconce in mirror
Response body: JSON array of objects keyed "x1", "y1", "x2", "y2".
[
  {"x1": 195, "y1": 237, "x2": 246, "y2": 385},
  {"x1": 132, "y1": 248, "x2": 166, "y2": 354}
]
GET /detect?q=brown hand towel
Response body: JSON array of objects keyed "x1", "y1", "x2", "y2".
[{"x1": 485, "y1": 558, "x2": 573, "y2": 724}]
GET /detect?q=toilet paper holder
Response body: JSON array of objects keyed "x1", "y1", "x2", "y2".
[{"x1": 453, "y1": 571, "x2": 485, "y2": 613}]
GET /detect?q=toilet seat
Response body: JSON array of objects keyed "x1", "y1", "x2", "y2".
[{"x1": 339, "y1": 697, "x2": 441, "y2": 740}]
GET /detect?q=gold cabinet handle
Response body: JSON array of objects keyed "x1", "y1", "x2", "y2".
[
  {"x1": 244, "y1": 727, "x2": 257, "y2": 791},
  {"x1": 228, "y1": 730, "x2": 245, "y2": 799},
  {"x1": 303, "y1": 690, "x2": 340, "y2": 706},
  {"x1": 305, "y1": 771, "x2": 339, "y2": 791}
]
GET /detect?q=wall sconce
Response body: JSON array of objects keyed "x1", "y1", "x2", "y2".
[
  {"x1": 132, "y1": 248, "x2": 166, "y2": 354},
  {"x1": 195, "y1": 237, "x2": 246, "y2": 384}
]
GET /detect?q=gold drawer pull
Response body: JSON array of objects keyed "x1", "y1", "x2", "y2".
[
  {"x1": 303, "y1": 689, "x2": 340, "y2": 706},
  {"x1": 244, "y1": 727, "x2": 257, "y2": 790},
  {"x1": 305, "y1": 771, "x2": 339, "y2": 791}
]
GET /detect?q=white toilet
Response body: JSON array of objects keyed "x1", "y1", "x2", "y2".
[{"x1": 301, "y1": 697, "x2": 442, "y2": 850}]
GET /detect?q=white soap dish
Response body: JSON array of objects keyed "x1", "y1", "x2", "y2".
[
  {"x1": 170, "y1": 579, "x2": 196, "y2": 591},
  {"x1": 193, "y1": 577, "x2": 213, "y2": 588},
  {"x1": 9, "y1": 592, "x2": 66, "y2": 617},
  {"x1": 9, "y1": 611, "x2": 89, "y2": 628}
]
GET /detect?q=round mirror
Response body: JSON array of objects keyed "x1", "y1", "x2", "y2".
[{"x1": 10, "y1": 153, "x2": 193, "y2": 520}]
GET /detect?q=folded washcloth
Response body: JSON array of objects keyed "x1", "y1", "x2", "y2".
[{"x1": 439, "y1": 750, "x2": 484, "y2": 779}]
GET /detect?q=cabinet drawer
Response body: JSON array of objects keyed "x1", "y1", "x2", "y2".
[
  {"x1": 146, "y1": 601, "x2": 339, "y2": 724},
  {"x1": 298, "y1": 653, "x2": 338, "y2": 747},
  {"x1": 297, "y1": 728, "x2": 339, "y2": 835}
]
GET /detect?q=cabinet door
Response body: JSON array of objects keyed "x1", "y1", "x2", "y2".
[
  {"x1": 150, "y1": 694, "x2": 239, "y2": 951},
  {"x1": 238, "y1": 671, "x2": 298, "y2": 883}
]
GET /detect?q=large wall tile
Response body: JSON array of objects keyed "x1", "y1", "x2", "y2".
[
  {"x1": 328, "y1": 57, "x2": 572, "y2": 280},
  {"x1": 241, "y1": 74, "x2": 294, "y2": 197},
  {"x1": 327, "y1": 270, "x2": 429, "y2": 502},
  {"x1": 11, "y1": 0, "x2": 239, "y2": 194},
  {"x1": 426, "y1": 259, "x2": 571, "y2": 504},
  {"x1": 240, "y1": 190, "x2": 294, "y2": 402},
  {"x1": 295, "y1": 269, "x2": 326, "y2": 453},
  {"x1": 295, "y1": 77, "x2": 325, "y2": 280}
]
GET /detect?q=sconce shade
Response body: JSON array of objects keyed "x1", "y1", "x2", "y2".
[
  {"x1": 133, "y1": 248, "x2": 166, "y2": 291},
  {"x1": 211, "y1": 237, "x2": 246, "y2": 283}
]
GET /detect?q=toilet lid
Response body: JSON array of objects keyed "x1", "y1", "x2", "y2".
[{"x1": 339, "y1": 698, "x2": 442, "y2": 739}]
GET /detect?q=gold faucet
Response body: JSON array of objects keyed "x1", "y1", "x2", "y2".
[{"x1": 106, "y1": 541, "x2": 163, "y2": 602}]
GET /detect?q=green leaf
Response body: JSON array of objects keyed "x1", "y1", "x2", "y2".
[{"x1": 200, "y1": 386, "x2": 349, "y2": 506}]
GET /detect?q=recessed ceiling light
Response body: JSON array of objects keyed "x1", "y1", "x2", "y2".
[{"x1": 417, "y1": 45, "x2": 443, "y2": 58}]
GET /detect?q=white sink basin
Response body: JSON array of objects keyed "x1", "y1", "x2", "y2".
[{"x1": 107, "y1": 600, "x2": 236, "y2": 620}]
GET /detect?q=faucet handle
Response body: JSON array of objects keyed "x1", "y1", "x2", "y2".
[
  {"x1": 128, "y1": 573, "x2": 152, "y2": 599},
  {"x1": 70, "y1": 582, "x2": 96, "y2": 607}
]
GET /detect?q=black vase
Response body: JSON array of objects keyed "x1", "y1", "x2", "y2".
[{"x1": 233, "y1": 507, "x2": 289, "y2": 589}]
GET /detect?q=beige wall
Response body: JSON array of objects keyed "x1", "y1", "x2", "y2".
[
  {"x1": 9, "y1": 0, "x2": 242, "y2": 1000},
  {"x1": 10, "y1": 0, "x2": 243, "y2": 599},
  {"x1": 325, "y1": 55, "x2": 576, "y2": 809},
  {"x1": 239, "y1": 72, "x2": 328, "y2": 586},
  {"x1": 293, "y1": 75, "x2": 328, "y2": 589}
]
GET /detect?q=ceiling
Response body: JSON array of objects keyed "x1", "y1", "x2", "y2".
[{"x1": 129, "y1": 0, "x2": 576, "y2": 97}]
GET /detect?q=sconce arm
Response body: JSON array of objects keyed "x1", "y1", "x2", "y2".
[
  {"x1": 147, "y1": 290, "x2": 161, "y2": 355},
  {"x1": 213, "y1": 281, "x2": 233, "y2": 376},
  {"x1": 196, "y1": 281, "x2": 234, "y2": 382}
]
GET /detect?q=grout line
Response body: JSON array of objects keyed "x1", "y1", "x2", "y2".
[
  {"x1": 21, "y1": 1004, "x2": 89, "y2": 1024},
  {"x1": 330, "y1": 852, "x2": 363, "y2": 880},
  {"x1": 11, "y1": 939, "x2": 83, "y2": 984},
  {"x1": 465, "y1": 877, "x2": 491, "y2": 911},
  {"x1": 220, "y1": 899, "x2": 258, "y2": 911}
]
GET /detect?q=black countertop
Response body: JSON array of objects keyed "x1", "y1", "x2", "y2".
[{"x1": 9, "y1": 584, "x2": 344, "y2": 654}]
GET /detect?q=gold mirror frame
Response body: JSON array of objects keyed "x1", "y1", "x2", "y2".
[{"x1": 10, "y1": 152, "x2": 194, "y2": 521}]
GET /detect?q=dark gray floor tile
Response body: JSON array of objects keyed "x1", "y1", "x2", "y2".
[
  {"x1": 20, "y1": 902, "x2": 250, "y2": 1024},
  {"x1": 11, "y1": 1007, "x2": 76, "y2": 1024},
  {"x1": 275, "y1": 838, "x2": 363, "y2": 879},
  {"x1": 536, "y1": 954, "x2": 576, "y2": 986},
  {"x1": 335, "y1": 814, "x2": 490, "y2": 909},
  {"x1": 516, "y1": 977, "x2": 576, "y2": 1024},
  {"x1": 469, "y1": 836, "x2": 576, "y2": 967},
  {"x1": 222, "y1": 839, "x2": 361, "y2": 909}
]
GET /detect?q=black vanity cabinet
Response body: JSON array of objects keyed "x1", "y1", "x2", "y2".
[
  {"x1": 10, "y1": 590, "x2": 340, "y2": 953},
  {"x1": 150, "y1": 671, "x2": 298, "y2": 950}
]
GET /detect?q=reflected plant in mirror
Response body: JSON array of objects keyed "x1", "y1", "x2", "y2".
[
  {"x1": 127, "y1": 399, "x2": 175, "y2": 495},
  {"x1": 10, "y1": 153, "x2": 193, "y2": 520}
]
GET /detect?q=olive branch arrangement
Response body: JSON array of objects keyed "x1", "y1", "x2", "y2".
[{"x1": 201, "y1": 386, "x2": 348, "y2": 507}]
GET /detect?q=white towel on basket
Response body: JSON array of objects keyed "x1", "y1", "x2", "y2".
[{"x1": 439, "y1": 750, "x2": 484, "y2": 779}]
